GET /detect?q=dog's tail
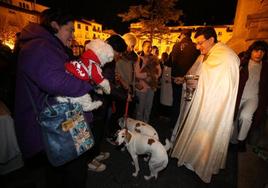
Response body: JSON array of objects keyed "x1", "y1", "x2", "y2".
[{"x1": 164, "y1": 139, "x2": 171, "y2": 151}]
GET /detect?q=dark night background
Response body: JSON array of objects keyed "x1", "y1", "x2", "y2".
[{"x1": 37, "y1": 0, "x2": 238, "y2": 34}]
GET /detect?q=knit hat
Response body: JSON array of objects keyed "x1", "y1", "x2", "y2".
[{"x1": 106, "y1": 35, "x2": 127, "y2": 53}]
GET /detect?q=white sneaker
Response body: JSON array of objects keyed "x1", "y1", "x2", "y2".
[
  {"x1": 88, "y1": 159, "x2": 106, "y2": 172},
  {"x1": 95, "y1": 152, "x2": 110, "y2": 161}
]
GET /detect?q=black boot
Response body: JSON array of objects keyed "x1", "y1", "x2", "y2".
[{"x1": 237, "y1": 140, "x2": 247, "y2": 152}]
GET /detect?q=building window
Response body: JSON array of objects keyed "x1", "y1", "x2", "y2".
[
  {"x1": 226, "y1": 27, "x2": 233, "y2": 32},
  {"x1": 85, "y1": 26, "x2": 88, "y2": 31},
  {"x1": 22, "y1": 3, "x2": 26, "y2": 9},
  {"x1": 8, "y1": 10, "x2": 16, "y2": 14},
  {"x1": 85, "y1": 34, "x2": 90, "y2": 39},
  {"x1": 77, "y1": 23, "x2": 81, "y2": 29},
  {"x1": 26, "y1": 4, "x2": 29, "y2": 9},
  {"x1": 19, "y1": 2, "x2": 22, "y2": 7}
]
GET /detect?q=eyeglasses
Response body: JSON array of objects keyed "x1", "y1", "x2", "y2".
[{"x1": 196, "y1": 39, "x2": 208, "y2": 46}]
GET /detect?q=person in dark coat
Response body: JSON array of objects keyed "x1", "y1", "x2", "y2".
[
  {"x1": 231, "y1": 40, "x2": 268, "y2": 151},
  {"x1": 87, "y1": 35, "x2": 128, "y2": 171},
  {"x1": 14, "y1": 8, "x2": 93, "y2": 188},
  {"x1": 104, "y1": 35, "x2": 129, "y2": 138},
  {"x1": 169, "y1": 29, "x2": 200, "y2": 129}
]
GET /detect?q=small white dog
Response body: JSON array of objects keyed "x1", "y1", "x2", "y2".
[
  {"x1": 118, "y1": 117, "x2": 159, "y2": 140},
  {"x1": 57, "y1": 39, "x2": 114, "y2": 111},
  {"x1": 115, "y1": 128, "x2": 170, "y2": 180}
]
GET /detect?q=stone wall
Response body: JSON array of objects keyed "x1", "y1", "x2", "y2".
[{"x1": 227, "y1": 0, "x2": 268, "y2": 54}]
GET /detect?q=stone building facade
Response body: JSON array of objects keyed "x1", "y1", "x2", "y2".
[{"x1": 228, "y1": 0, "x2": 268, "y2": 53}]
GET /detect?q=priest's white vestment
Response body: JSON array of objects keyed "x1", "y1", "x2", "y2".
[{"x1": 171, "y1": 42, "x2": 240, "y2": 183}]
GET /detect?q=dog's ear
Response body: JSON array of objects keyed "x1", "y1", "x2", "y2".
[
  {"x1": 125, "y1": 131, "x2": 132, "y2": 143},
  {"x1": 136, "y1": 123, "x2": 141, "y2": 127},
  {"x1": 147, "y1": 138, "x2": 155, "y2": 145},
  {"x1": 141, "y1": 123, "x2": 147, "y2": 127},
  {"x1": 115, "y1": 129, "x2": 121, "y2": 136}
]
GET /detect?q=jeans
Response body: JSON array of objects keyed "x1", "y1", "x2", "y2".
[{"x1": 135, "y1": 88, "x2": 154, "y2": 123}]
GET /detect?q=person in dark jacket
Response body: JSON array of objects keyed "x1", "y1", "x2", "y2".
[
  {"x1": 231, "y1": 40, "x2": 268, "y2": 151},
  {"x1": 14, "y1": 8, "x2": 93, "y2": 188},
  {"x1": 87, "y1": 35, "x2": 128, "y2": 171},
  {"x1": 169, "y1": 29, "x2": 199, "y2": 129},
  {"x1": 104, "y1": 35, "x2": 129, "y2": 138}
]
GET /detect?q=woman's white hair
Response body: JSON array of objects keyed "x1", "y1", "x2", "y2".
[
  {"x1": 122, "y1": 33, "x2": 137, "y2": 48},
  {"x1": 85, "y1": 39, "x2": 114, "y2": 66}
]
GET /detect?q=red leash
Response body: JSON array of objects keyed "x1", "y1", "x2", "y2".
[{"x1": 123, "y1": 93, "x2": 130, "y2": 129}]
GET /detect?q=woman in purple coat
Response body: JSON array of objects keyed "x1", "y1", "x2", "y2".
[{"x1": 14, "y1": 8, "x2": 93, "y2": 188}]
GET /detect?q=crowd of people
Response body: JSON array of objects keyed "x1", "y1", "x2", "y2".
[{"x1": 1, "y1": 7, "x2": 268, "y2": 187}]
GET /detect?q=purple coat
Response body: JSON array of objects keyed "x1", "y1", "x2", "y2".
[{"x1": 14, "y1": 23, "x2": 94, "y2": 159}]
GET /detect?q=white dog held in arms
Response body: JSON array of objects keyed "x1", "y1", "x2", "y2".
[
  {"x1": 57, "y1": 39, "x2": 114, "y2": 111},
  {"x1": 118, "y1": 117, "x2": 159, "y2": 140},
  {"x1": 115, "y1": 128, "x2": 170, "y2": 180}
]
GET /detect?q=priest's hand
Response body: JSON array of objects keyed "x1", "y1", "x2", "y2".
[{"x1": 173, "y1": 76, "x2": 184, "y2": 85}]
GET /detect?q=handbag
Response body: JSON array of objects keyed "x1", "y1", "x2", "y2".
[
  {"x1": 24, "y1": 76, "x2": 94, "y2": 167},
  {"x1": 39, "y1": 100, "x2": 94, "y2": 166}
]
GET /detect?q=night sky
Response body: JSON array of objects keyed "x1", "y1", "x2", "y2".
[{"x1": 37, "y1": 0, "x2": 238, "y2": 34}]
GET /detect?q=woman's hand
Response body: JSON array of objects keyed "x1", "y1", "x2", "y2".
[
  {"x1": 127, "y1": 93, "x2": 132, "y2": 102},
  {"x1": 115, "y1": 72, "x2": 121, "y2": 82}
]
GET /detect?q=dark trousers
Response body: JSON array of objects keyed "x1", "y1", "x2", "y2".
[
  {"x1": 89, "y1": 118, "x2": 106, "y2": 160},
  {"x1": 89, "y1": 100, "x2": 110, "y2": 160},
  {"x1": 151, "y1": 88, "x2": 161, "y2": 118},
  {"x1": 107, "y1": 99, "x2": 126, "y2": 136},
  {"x1": 7, "y1": 151, "x2": 90, "y2": 188},
  {"x1": 170, "y1": 83, "x2": 182, "y2": 129},
  {"x1": 47, "y1": 152, "x2": 89, "y2": 188}
]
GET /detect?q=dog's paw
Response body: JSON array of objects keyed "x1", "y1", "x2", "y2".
[
  {"x1": 132, "y1": 172, "x2": 138, "y2": 177},
  {"x1": 83, "y1": 101, "x2": 103, "y2": 111},
  {"x1": 99, "y1": 79, "x2": 111, "y2": 94},
  {"x1": 56, "y1": 96, "x2": 68, "y2": 103},
  {"x1": 94, "y1": 88, "x2": 103, "y2": 95},
  {"x1": 143, "y1": 156, "x2": 150, "y2": 162},
  {"x1": 144, "y1": 175, "x2": 152, "y2": 180},
  {"x1": 120, "y1": 147, "x2": 126, "y2": 152}
]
